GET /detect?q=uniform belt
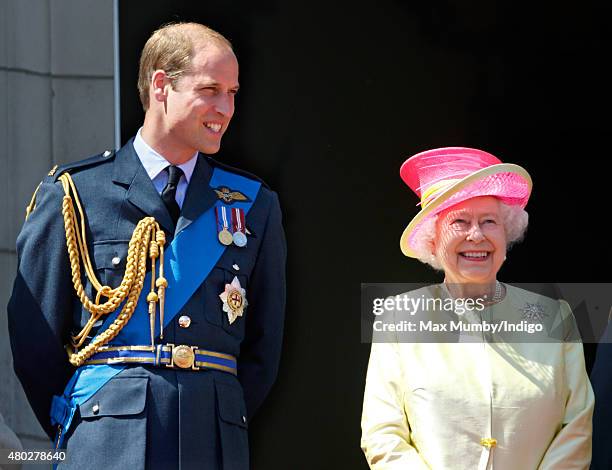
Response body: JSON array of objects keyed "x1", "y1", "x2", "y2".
[{"x1": 84, "y1": 344, "x2": 237, "y2": 375}]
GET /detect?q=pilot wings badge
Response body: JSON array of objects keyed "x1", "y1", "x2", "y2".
[{"x1": 214, "y1": 186, "x2": 251, "y2": 204}]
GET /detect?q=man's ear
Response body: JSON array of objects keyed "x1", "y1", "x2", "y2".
[{"x1": 151, "y1": 70, "x2": 170, "y2": 103}]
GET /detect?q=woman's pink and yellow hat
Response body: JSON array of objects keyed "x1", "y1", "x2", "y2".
[{"x1": 399, "y1": 147, "x2": 533, "y2": 258}]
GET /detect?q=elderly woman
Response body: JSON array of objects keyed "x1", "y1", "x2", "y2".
[{"x1": 361, "y1": 148, "x2": 594, "y2": 469}]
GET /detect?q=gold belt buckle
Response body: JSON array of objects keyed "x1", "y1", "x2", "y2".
[{"x1": 166, "y1": 344, "x2": 199, "y2": 370}]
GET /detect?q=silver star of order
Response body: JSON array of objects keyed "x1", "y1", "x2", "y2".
[
  {"x1": 219, "y1": 276, "x2": 248, "y2": 325},
  {"x1": 520, "y1": 302, "x2": 548, "y2": 322}
]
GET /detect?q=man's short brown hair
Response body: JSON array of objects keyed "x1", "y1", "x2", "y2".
[{"x1": 137, "y1": 22, "x2": 233, "y2": 111}]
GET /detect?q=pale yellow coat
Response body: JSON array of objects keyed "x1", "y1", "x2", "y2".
[{"x1": 361, "y1": 285, "x2": 594, "y2": 469}]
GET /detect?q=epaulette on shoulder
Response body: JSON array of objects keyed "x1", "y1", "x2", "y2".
[
  {"x1": 26, "y1": 150, "x2": 116, "y2": 220},
  {"x1": 45, "y1": 149, "x2": 116, "y2": 183},
  {"x1": 206, "y1": 156, "x2": 270, "y2": 190}
]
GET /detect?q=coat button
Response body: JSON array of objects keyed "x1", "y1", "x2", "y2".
[
  {"x1": 178, "y1": 315, "x2": 191, "y2": 328},
  {"x1": 232, "y1": 264, "x2": 240, "y2": 271},
  {"x1": 92, "y1": 403, "x2": 100, "y2": 415},
  {"x1": 103, "y1": 150, "x2": 112, "y2": 157},
  {"x1": 111, "y1": 256, "x2": 121, "y2": 266},
  {"x1": 480, "y1": 438, "x2": 497, "y2": 449},
  {"x1": 242, "y1": 415, "x2": 247, "y2": 424}
]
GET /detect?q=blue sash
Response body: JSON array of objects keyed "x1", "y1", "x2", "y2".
[{"x1": 50, "y1": 167, "x2": 261, "y2": 447}]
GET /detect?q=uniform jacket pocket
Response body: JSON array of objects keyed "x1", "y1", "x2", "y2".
[
  {"x1": 80, "y1": 376, "x2": 148, "y2": 419},
  {"x1": 215, "y1": 377, "x2": 249, "y2": 470},
  {"x1": 216, "y1": 379, "x2": 248, "y2": 428},
  {"x1": 63, "y1": 376, "x2": 148, "y2": 470},
  {"x1": 92, "y1": 240, "x2": 130, "y2": 289},
  {"x1": 204, "y1": 260, "x2": 249, "y2": 340},
  {"x1": 74, "y1": 240, "x2": 130, "y2": 339}
]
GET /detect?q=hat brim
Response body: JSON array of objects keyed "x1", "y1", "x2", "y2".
[{"x1": 400, "y1": 163, "x2": 532, "y2": 258}]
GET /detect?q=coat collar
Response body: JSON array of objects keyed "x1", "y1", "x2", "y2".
[
  {"x1": 112, "y1": 139, "x2": 174, "y2": 234},
  {"x1": 112, "y1": 139, "x2": 217, "y2": 236},
  {"x1": 175, "y1": 154, "x2": 217, "y2": 234}
]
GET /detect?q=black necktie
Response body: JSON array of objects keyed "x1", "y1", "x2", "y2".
[{"x1": 161, "y1": 165, "x2": 183, "y2": 225}]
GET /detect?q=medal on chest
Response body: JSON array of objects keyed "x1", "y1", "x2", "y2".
[
  {"x1": 231, "y1": 207, "x2": 248, "y2": 247},
  {"x1": 215, "y1": 205, "x2": 233, "y2": 246},
  {"x1": 215, "y1": 204, "x2": 248, "y2": 248},
  {"x1": 219, "y1": 276, "x2": 248, "y2": 324}
]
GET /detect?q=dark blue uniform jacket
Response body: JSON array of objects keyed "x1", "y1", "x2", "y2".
[{"x1": 7, "y1": 140, "x2": 286, "y2": 470}]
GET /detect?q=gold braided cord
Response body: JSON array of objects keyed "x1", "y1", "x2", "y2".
[
  {"x1": 25, "y1": 182, "x2": 42, "y2": 220},
  {"x1": 58, "y1": 173, "x2": 167, "y2": 367}
]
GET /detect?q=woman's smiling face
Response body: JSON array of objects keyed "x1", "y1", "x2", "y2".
[{"x1": 433, "y1": 196, "x2": 507, "y2": 285}]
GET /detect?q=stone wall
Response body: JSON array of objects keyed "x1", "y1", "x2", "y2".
[{"x1": 0, "y1": 0, "x2": 114, "y2": 464}]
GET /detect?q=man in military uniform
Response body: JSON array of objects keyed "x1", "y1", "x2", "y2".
[{"x1": 8, "y1": 22, "x2": 286, "y2": 470}]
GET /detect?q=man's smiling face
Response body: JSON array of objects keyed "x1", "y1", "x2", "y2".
[{"x1": 162, "y1": 43, "x2": 240, "y2": 156}]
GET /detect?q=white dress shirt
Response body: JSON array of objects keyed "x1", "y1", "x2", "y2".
[{"x1": 132, "y1": 128, "x2": 198, "y2": 208}]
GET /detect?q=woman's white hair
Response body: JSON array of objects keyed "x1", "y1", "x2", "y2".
[{"x1": 411, "y1": 201, "x2": 529, "y2": 270}]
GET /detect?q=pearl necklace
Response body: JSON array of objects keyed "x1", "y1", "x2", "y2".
[
  {"x1": 483, "y1": 281, "x2": 505, "y2": 305},
  {"x1": 444, "y1": 281, "x2": 505, "y2": 305}
]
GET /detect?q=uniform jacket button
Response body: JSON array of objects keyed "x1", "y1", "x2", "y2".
[
  {"x1": 178, "y1": 315, "x2": 191, "y2": 328},
  {"x1": 111, "y1": 256, "x2": 121, "y2": 266}
]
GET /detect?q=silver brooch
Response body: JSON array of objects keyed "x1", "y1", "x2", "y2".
[{"x1": 520, "y1": 302, "x2": 548, "y2": 322}]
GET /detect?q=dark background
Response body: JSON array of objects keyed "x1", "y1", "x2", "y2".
[{"x1": 119, "y1": 1, "x2": 611, "y2": 468}]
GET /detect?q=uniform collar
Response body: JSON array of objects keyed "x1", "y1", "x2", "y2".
[
  {"x1": 133, "y1": 127, "x2": 198, "y2": 183},
  {"x1": 112, "y1": 137, "x2": 217, "y2": 236}
]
